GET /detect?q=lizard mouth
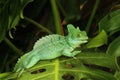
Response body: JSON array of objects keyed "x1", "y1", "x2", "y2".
[
  {"x1": 80, "y1": 39, "x2": 88, "y2": 43},
  {"x1": 83, "y1": 40, "x2": 87, "y2": 43}
]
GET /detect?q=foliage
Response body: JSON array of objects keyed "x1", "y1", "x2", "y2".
[
  {"x1": 107, "y1": 36, "x2": 120, "y2": 57},
  {"x1": 0, "y1": 0, "x2": 120, "y2": 80},
  {"x1": 0, "y1": 0, "x2": 33, "y2": 42},
  {"x1": 86, "y1": 30, "x2": 108, "y2": 48},
  {"x1": 99, "y1": 9, "x2": 120, "y2": 36},
  {"x1": 0, "y1": 52, "x2": 118, "y2": 80}
]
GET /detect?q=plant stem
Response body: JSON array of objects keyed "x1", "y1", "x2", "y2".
[
  {"x1": 50, "y1": 0, "x2": 62, "y2": 34},
  {"x1": 57, "y1": 1, "x2": 67, "y2": 18},
  {"x1": 115, "y1": 57, "x2": 120, "y2": 71},
  {"x1": 55, "y1": 59, "x2": 59, "y2": 80},
  {"x1": 24, "y1": 17, "x2": 53, "y2": 34},
  {"x1": 86, "y1": 0, "x2": 100, "y2": 33},
  {"x1": 4, "y1": 37, "x2": 23, "y2": 55},
  {"x1": 0, "y1": 53, "x2": 8, "y2": 72}
]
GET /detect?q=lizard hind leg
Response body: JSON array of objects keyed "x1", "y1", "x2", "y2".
[
  {"x1": 16, "y1": 69, "x2": 25, "y2": 78},
  {"x1": 16, "y1": 67, "x2": 29, "y2": 78}
]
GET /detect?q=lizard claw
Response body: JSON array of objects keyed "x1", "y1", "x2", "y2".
[{"x1": 73, "y1": 56, "x2": 77, "y2": 59}]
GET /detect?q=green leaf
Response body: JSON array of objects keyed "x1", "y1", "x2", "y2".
[
  {"x1": 86, "y1": 30, "x2": 108, "y2": 48},
  {"x1": 0, "y1": 72, "x2": 11, "y2": 79},
  {"x1": 107, "y1": 36, "x2": 120, "y2": 57},
  {"x1": 2, "y1": 52, "x2": 117, "y2": 80},
  {"x1": 0, "y1": 0, "x2": 33, "y2": 42},
  {"x1": 99, "y1": 9, "x2": 120, "y2": 35},
  {"x1": 24, "y1": 0, "x2": 47, "y2": 19},
  {"x1": 114, "y1": 71, "x2": 120, "y2": 80},
  {"x1": 78, "y1": 52, "x2": 119, "y2": 70},
  {"x1": 58, "y1": 0, "x2": 82, "y2": 22}
]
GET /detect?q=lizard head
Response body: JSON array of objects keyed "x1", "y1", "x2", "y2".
[{"x1": 67, "y1": 24, "x2": 88, "y2": 47}]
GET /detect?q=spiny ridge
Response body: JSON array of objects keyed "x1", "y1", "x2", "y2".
[
  {"x1": 33, "y1": 34, "x2": 63, "y2": 49},
  {"x1": 14, "y1": 53, "x2": 29, "y2": 72}
]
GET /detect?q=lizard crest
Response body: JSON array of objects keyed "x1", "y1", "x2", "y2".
[{"x1": 14, "y1": 24, "x2": 88, "y2": 76}]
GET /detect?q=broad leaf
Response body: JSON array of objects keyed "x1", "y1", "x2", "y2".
[
  {"x1": 24, "y1": 0, "x2": 47, "y2": 19},
  {"x1": 86, "y1": 30, "x2": 108, "y2": 48},
  {"x1": 114, "y1": 71, "x2": 120, "y2": 80},
  {"x1": 77, "y1": 52, "x2": 118, "y2": 70},
  {"x1": 107, "y1": 36, "x2": 120, "y2": 57},
  {"x1": 2, "y1": 52, "x2": 117, "y2": 80},
  {"x1": 99, "y1": 9, "x2": 120, "y2": 36},
  {"x1": 58, "y1": 0, "x2": 82, "y2": 22},
  {"x1": 0, "y1": 0, "x2": 33, "y2": 42},
  {"x1": 0, "y1": 72, "x2": 11, "y2": 79}
]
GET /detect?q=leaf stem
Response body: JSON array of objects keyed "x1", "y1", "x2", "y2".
[
  {"x1": 85, "y1": 0, "x2": 100, "y2": 33},
  {"x1": 24, "y1": 17, "x2": 53, "y2": 34},
  {"x1": 115, "y1": 57, "x2": 120, "y2": 71},
  {"x1": 50, "y1": 0, "x2": 62, "y2": 34},
  {"x1": 0, "y1": 53, "x2": 8, "y2": 72},
  {"x1": 4, "y1": 37, "x2": 23, "y2": 55},
  {"x1": 57, "y1": 1, "x2": 67, "y2": 18},
  {"x1": 55, "y1": 59, "x2": 59, "y2": 80}
]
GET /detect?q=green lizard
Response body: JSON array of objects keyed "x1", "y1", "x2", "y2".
[{"x1": 14, "y1": 24, "x2": 88, "y2": 75}]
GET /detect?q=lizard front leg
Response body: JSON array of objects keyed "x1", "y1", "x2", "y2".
[{"x1": 62, "y1": 47, "x2": 81, "y2": 57}]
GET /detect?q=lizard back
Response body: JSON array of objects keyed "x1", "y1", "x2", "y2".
[{"x1": 32, "y1": 34, "x2": 69, "y2": 59}]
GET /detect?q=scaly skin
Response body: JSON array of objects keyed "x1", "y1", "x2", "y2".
[{"x1": 14, "y1": 24, "x2": 88, "y2": 76}]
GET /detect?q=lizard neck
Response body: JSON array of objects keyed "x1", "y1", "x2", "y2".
[{"x1": 65, "y1": 36, "x2": 80, "y2": 48}]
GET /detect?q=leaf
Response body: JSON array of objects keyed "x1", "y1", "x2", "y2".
[
  {"x1": 114, "y1": 71, "x2": 120, "y2": 80},
  {"x1": 106, "y1": 36, "x2": 120, "y2": 57},
  {"x1": 99, "y1": 9, "x2": 120, "y2": 35},
  {"x1": 2, "y1": 51, "x2": 117, "y2": 80},
  {"x1": 24, "y1": 0, "x2": 47, "y2": 19},
  {"x1": 0, "y1": 0, "x2": 33, "y2": 42},
  {"x1": 77, "y1": 52, "x2": 118, "y2": 70},
  {"x1": 58, "y1": 0, "x2": 82, "y2": 22},
  {"x1": 0, "y1": 72, "x2": 11, "y2": 79},
  {"x1": 86, "y1": 30, "x2": 108, "y2": 48}
]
